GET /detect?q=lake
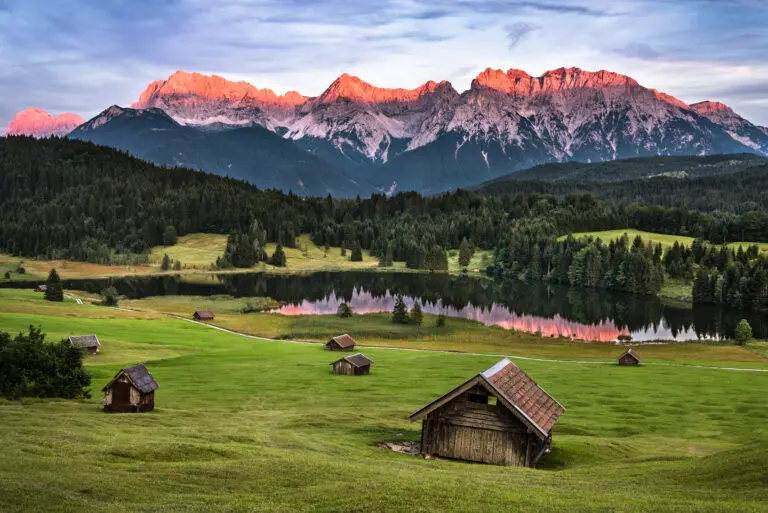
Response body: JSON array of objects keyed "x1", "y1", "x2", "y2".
[{"x1": 5, "y1": 271, "x2": 765, "y2": 342}]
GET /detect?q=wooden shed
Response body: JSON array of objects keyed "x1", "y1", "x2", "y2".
[
  {"x1": 102, "y1": 363, "x2": 159, "y2": 413},
  {"x1": 409, "y1": 358, "x2": 565, "y2": 467},
  {"x1": 193, "y1": 310, "x2": 215, "y2": 321},
  {"x1": 330, "y1": 353, "x2": 373, "y2": 375},
  {"x1": 325, "y1": 334, "x2": 356, "y2": 351},
  {"x1": 68, "y1": 335, "x2": 101, "y2": 355},
  {"x1": 35, "y1": 284, "x2": 47, "y2": 292},
  {"x1": 618, "y1": 348, "x2": 640, "y2": 366}
]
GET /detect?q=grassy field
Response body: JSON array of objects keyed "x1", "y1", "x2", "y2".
[
  {"x1": 562, "y1": 229, "x2": 768, "y2": 253},
  {"x1": 0, "y1": 290, "x2": 766, "y2": 511}
]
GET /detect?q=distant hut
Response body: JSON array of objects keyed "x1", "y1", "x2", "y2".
[
  {"x1": 68, "y1": 335, "x2": 101, "y2": 355},
  {"x1": 618, "y1": 348, "x2": 641, "y2": 366},
  {"x1": 193, "y1": 310, "x2": 215, "y2": 321},
  {"x1": 325, "y1": 334, "x2": 356, "y2": 352},
  {"x1": 35, "y1": 284, "x2": 47, "y2": 292},
  {"x1": 330, "y1": 353, "x2": 373, "y2": 375},
  {"x1": 102, "y1": 363, "x2": 159, "y2": 413},
  {"x1": 409, "y1": 358, "x2": 565, "y2": 467}
]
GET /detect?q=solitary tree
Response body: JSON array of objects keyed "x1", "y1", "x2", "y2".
[
  {"x1": 270, "y1": 244, "x2": 287, "y2": 267},
  {"x1": 459, "y1": 237, "x2": 473, "y2": 268},
  {"x1": 350, "y1": 242, "x2": 363, "y2": 262},
  {"x1": 161, "y1": 253, "x2": 171, "y2": 271},
  {"x1": 410, "y1": 302, "x2": 423, "y2": 325},
  {"x1": 44, "y1": 269, "x2": 63, "y2": 302},
  {"x1": 734, "y1": 319, "x2": 753, "y2": 345},
  {"x1": 436, "y1": 314, "x2": 447, "y2": 328},
  {"x1": 3, "y1": 271, "x2": 10, "y2": 280},
  {"x1": 392, "y1": 295, "x2": 409, "y2": 324},
  {"x1": 337, "y1": 303, "x2": 353, "y2": 318},
  {"x1": 162, "y1": 225, "x2": 178, "y2": 246}
]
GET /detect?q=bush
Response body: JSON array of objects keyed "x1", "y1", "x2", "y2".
[
  {"x1": 734, "y1": 319, "x2": 752, "y2": 345},
  {"x1": 0, "y1": 326, "x2": 91, "y2": 400},
  {"x1": 44, "y1": 269, "x2": 63, "y2": 302},
  {"x1": 16, "y1": 264, "x2": 25, "y2": 275},
  {"x1": 100, "y1": 287, "x2": 119, "y2": 307},
  {"x1": 3, "y1": 271, "x2": 10, "y2": 280},
  {"x1": 436, "y1": 314, "x2": 446, "y2": 327},
  {"x1": 337, "y1": 303, "x2": 353, "y2": 318},
  {"x1": 173, "y1": 260, "x2": 182, "y2": 271},
  {"x1": 410, "y1": 302, "x2": 423, "y2": 325},
  {"x1": 350, "y1": 242, "x2": 363, "y2": 262},
  {"x1": 162, "y1": 225, "x2": 178, "y2": 246},
  {"x1": 392, "y1": 295, "x2": 409, "y2": 324}
]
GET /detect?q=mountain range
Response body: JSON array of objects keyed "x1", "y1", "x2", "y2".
[{"x1": 5, "y1": 67, "x2": 768, "y2": 196}]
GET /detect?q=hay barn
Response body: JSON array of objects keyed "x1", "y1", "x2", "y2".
[
  {"x1": 193, "y1": 310, "x2": 215, "y2": 321},
  {"x1": 325, "y1": 334, "x2": 356, "y2": 351},
  {"x1": 68, "y1": 335, "x2": 101, "y2": 354},
  {"x1": 330, "y1": 353, "x2": 373, "y2": 375},
  {"x1": 409, "y1": 358, "x2": 565, "y2": 467},
  {"x1": 618, "y1": 348, "x2": 641, "y2": 366},
  {"x1": 102, "y1": 363, "x2": 159, "y2": 413}
]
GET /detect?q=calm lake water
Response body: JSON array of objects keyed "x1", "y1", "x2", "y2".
[{"x1": 5, "y1": 271, "x2": 766, "y2": 342}]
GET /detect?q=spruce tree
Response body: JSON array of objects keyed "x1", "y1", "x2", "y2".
[
  {"x1": 270, "y1": 244, "x2": 287, "y2": 267},
  {"x1": 392, "y1": 295, "x2": 409, "y2": 324},
  {"x1": 459, "y1": 237, "x2": 473, "y2": 268},
  {"x1": 162, "y1": 225, "x2": 178, "y2": 246},
  {"x1": 44, "y1": 268, "x2": 63, "y2": 302},
  {"x1": 350, "y1": 241, "x2": 363, "y2": 262},
  {"x1": 410, "y1": 302, "x2": 423, "y2": 325},
  {"x1": 161, "y1": 253, "x2": 171, "y2": 271}
]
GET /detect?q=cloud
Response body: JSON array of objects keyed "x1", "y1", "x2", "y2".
[
  {"x1": 461, "y1": 1, "x2": 624, "y2": 17},
  {"x1": 505, "y1": 22, "x2": 539, "y2": 49},
  {"x1": 613, "y1": 43, "x2": 663, "y2": 60}
]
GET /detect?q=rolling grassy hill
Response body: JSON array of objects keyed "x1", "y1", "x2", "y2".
[{"x1": 0, "y1": 290, "x2": 766, "y2": 511}]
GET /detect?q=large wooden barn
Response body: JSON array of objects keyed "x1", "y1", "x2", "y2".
[
  {"x1": 330, "y1": 353, "x2": 373, "y2": 375},
  {"x1": 618, "y1": 348, "x2": 641, "y2": 366},
  {"x1": 325, "y1": 334, "x2": 356, "y2": 351},
  {"x1": 102, "y1": 363, "x2": 159, "y2": 413},
  {"x1": 68, "y1": 335, "x2": 101, "y2": 355},
  {"x1": 409, "y1": 358, "x2": 565, "y2": 467}
]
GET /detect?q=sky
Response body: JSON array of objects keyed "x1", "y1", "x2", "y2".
[{"x1": 1, "y1": 0, "x2": 767, "y2": 127}]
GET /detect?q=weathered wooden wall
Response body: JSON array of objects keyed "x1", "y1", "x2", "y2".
[
  {"x1": 103, "y1": 375, "x2": 155, "y2": 413},
  {"x1": 619, "y1": 354, "x2": 639, "y2": 366},
  {"x1": 419, "y1": 386, "x2": 532, "y2": 466},
  {"x1": 331, "y1": 361, "x2": 370, "y2": 375}
]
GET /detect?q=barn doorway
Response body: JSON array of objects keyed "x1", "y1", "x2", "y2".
[{"x1": 112, "y1": 381, "x2": 132, "y2": 409}]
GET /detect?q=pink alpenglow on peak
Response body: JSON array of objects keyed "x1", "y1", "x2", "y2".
[
  {"x1": 690, "y1": 101, "x2": 734, "y2": 115},
  {"x1": 4, "y1": 108, "x2": 84, "y2": 137},
  {"x1": 314, "y1": 73, "x2": 453, "y2": 105},
  {"x1": 472, "y1": 67, "x2": 640, "y2": 94},
  {"x1": 132, "y1": 70, "x2": 307, "y2": 110}
]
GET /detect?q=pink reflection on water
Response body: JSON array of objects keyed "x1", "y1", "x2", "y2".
[{"x1": 273, "y1": 292, "x2": 630, "y2": 342}]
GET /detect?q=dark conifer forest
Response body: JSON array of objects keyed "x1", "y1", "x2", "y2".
[{"x1": 2, "y1": 136, "x2": 768, "y2": 310}]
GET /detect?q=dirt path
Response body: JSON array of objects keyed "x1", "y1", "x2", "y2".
[{"x1": 173, "y1": 316, "x2": 768, "y2": 373}]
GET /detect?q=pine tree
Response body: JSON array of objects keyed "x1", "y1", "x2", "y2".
[
  {"x1": 270, "y1": 244, "x2": 287, "y2": 267},
  {"x1": 162, "y1": 225, "x2": 178, "y2": 246},
  {"x1": 459, "y1": 237, "x2": 473, "y2": 268},
  {"x1": 392, "y1": 295, "x2": 409, "y2": 324},
  {"x1": 350, "y1": 241, "x2": 363, "y2": 262},
  {"x1": 410, "y1": 302, "x2": 423, "y2": 325},
  {"x1": 161, "y1": 253, "x2": 171, "y2": 271},
  {"x1": 44, "y1": 268, "x2": 63, "y2": 302}
]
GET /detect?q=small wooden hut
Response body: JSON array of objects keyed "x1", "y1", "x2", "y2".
[
  {"x1": 102, "y1": 363, "x2": 159, "y2": 413},
  {"x1": 35, "y1": 284, "x2": 47, "y2": 292},
  {"x1": 68, "y1": 335, "x2": 101, "y2": 355},
  {"x1": 618, "y1": 348, "x2": 641, "y2": 366},
  {"x1": 325, "y1": 334, "x2": 356, "y2": 351},
  {"x1": 330, "y1": 353, "x2": 373, "y2": 375},
  {"x1": 193, "y1": 310, "x2": 215, "y2": 321},
  {"x1": 409, "y1": 358, "x2": 565, "y2": 467}
]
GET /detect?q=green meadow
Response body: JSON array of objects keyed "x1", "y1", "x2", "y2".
[
  {"x1": 0, "y1": 290, "x2": 767, "y2": 512},
  {"x1": 562, "y1": 229, "x2": 768, "y2": 253}
]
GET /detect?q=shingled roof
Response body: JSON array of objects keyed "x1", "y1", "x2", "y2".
[
  {"x1": 619, "y1": 348, "x2": 640, "y2": 362},
  {"x1": 330, "y1": 353, "x2": 373, "y2": 368},
  {"x1": 329, "y1": 334, "x2": 356, "y2": 349},
  {"x1": 68, "y1": 335, "x2": 101, "y2": 349},
  {"x1": 410, "y1": 358, "x2": 565, "y2": 439},
  {"x1": 102, "y1": 363, "x2": 159, "y2": 394}
]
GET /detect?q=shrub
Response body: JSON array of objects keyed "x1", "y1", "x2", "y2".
[
  {"x1": 173, "y1": 260, "x2": 182, "y2": 271},
  {"x1": 734, "y1": 319, "x2": 752, "y2": 345},
  {"x1": 436, "y1": 314, "x2": 446, "y2": 327},
  {"x1": 3, "y1": 271, "x2": 10, "y2": 280},
  {"x1": 0, "y1": 326, "x2": 91, "y2": 400},
  {"x1": 162, "y1": 225, "x2": 178, "y2": 246},
  {"x1": 100, "y1": 287, "x2": 119, "y2": 307},
  {"x1": 161, "y1": 254, "x2": 171, "y2": 271},
  {"x1": 350, "y1": 242, "x2": 363, "y2": 262},
  {"x1": 337, "y1": 303, "x2": 353, "y2": 318}
]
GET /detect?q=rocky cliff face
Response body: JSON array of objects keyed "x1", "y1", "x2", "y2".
[{"x1": 4, "y1": 108, "x2": 84, "y2": 137}]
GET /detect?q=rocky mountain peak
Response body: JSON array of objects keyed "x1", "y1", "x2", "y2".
[{"x1": 4, "y1": 107, "x2": 84, "y2": 137}]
